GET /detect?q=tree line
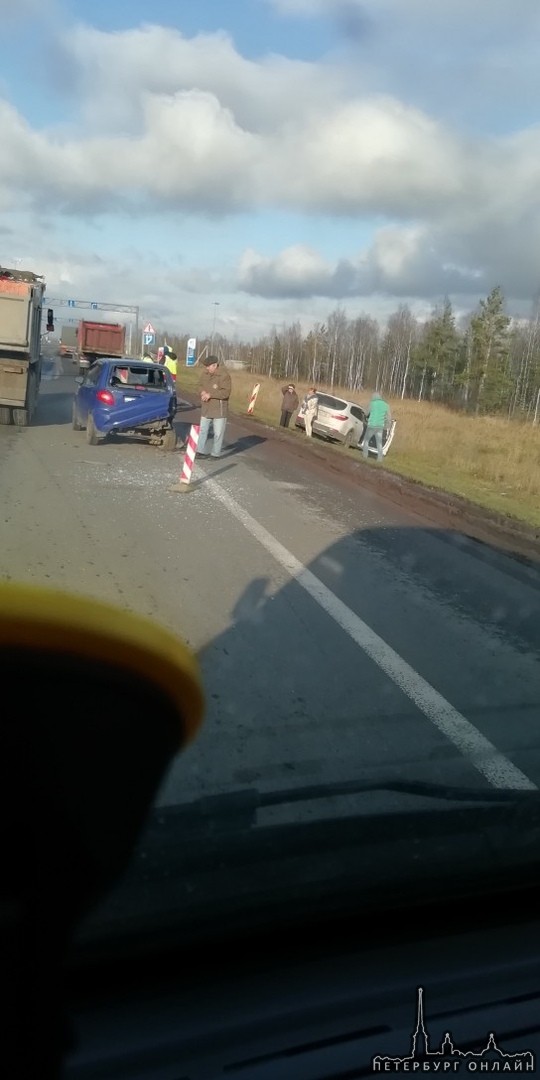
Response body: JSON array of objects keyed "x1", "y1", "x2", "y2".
[{"x1": 162, "y1": 286, "x2": 540, "y2": 422}]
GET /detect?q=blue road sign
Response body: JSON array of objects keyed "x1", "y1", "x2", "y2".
[
  {"x1": 144, "y1": 333, "x2": 155, "y2": 346},
  {"x1": 91, "y1": 302, "x2": 98, "y2": 309},
  {"x1": 186, "y1": 336, "x2": 197, "y2": 366},
  {"x1": 68, "y1": 300, "x2": 75, "y2": 307}
]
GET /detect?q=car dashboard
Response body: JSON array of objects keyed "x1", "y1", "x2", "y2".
[{"x1": 64, "y1": 893, "x2": 540, "y2": 1079}]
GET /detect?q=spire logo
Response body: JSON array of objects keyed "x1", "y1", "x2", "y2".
[{"x1": 372, "y1": 987, "x2": 535, "y2": 1073}]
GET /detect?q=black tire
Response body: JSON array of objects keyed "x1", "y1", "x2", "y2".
[
  {"x1": 13, "y1": 368, "x2": 36, "y2": 428},
  {"x1": 0, "y1": 407, "x2": 12, "y2": 425},
  {"x1": 86, "y1": 414, "x2": 100, "y2": 445},
  {"x1": 160, "y1": 428, "x2": 177, "y2": 451},
  {"x1": 12, "y1": 408, "x2": 29, "y2": 427},
  {"x1": 72, "y1": 403, "x2": 83, "y2": 431},
  {"x1": 343, "y1": 429, "x2": 354, "y2": 449}
]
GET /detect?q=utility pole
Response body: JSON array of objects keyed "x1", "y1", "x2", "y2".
[{"x1": 210, "y1": 302, "x2": 220, "y2": 353}]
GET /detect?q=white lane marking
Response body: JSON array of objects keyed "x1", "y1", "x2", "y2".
[{"x1": 207, "y1": 479, "x2": 537, "y2": 791}]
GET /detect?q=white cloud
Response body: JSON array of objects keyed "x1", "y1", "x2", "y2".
[
  {"x1": 2, "y1": 18, "x2": 533, "y2": 228},
  {"x1": 265, "y1": 97, "x2": 473, "y2": 217},
  {"x1": 236, "y1": 228, "x2": 490, "y2": 301},
  {"x1": 239, "y1": 245, "x2": 333, "y2": 297},
  {"x1": 60, "y1": 24, "x2": 342, "y2": 136},
  {"x1": 0, "y1": 68, "x2": 515, "y2": 224},
  {"x1": 267, "y1": 0, "x2": 540, "y2": 140},
  {"x1": 3, "y1": 12, "x2": 540, "y2": 335},
  {"x1": 23, "y1": 223, "x2": 535, "y2": 345},
  {"x1": 31, "y1": 244, "x2": 325, "y2": 341}
]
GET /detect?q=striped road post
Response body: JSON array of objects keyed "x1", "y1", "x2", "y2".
[
  {"x1": 170, "y1": 424, "x2": 200, "y2": 493},
  {"x1": 247, "y1": 383, "x2": 260, "y2": 415}
]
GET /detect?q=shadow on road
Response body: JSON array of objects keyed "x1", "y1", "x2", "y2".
[
  {"x1": 34, "y1": 393, "x2": 73, "y2": 427},
  {"x1": 220, "y1": 435, "x2": 267, "y2": 458},
  {"x1": 169, "y1": 463, "x2": 238, "y2": 492},
  {"x1": 73, "y1": 521, "x2": 540, "y2": 963},
  {"x1": 186, "y1": 522, "x2": 540, "y2": 805}
]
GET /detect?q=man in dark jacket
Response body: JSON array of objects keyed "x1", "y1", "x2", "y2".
[
  {"x1": 280, "y1": 384, "x2": 299, "y2": 428},
  {"x1": 197, "y1": 355, "x2": 232, "y2": 459}
]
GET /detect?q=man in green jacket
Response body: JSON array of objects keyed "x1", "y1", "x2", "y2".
[{"x1": 362, "y1": 392, "x2": 391, "y2": 462}]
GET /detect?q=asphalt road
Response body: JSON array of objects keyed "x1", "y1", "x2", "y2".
[{"x1": 2, "y1": 360, "x2": 540, "y2": 814}]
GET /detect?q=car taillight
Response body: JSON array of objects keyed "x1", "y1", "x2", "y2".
[
  {"x1": 97, "y1": 390, "x2": 115, "y2": 406},
  {"x1": 332, "y1": 413, "x2": 349, "y2": 421}
]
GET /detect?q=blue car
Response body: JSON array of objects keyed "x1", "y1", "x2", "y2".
[{"x1": 72, "y1": 358, "x2": 178, "y2": 449}]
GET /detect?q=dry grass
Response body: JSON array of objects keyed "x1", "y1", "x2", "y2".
[{"x1": 179, "y1": 365, "x2": 540, "y2": 528}]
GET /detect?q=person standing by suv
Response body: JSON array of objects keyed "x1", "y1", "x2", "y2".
[
  {"x1": 300, "y1": 387, "x2": 319, "y2": 438},
  {"x1": 197, "y1": 355, "x2": 232, "y2": 459},
  {"x1": 362, "y1": 391, "x2": 391, "y2": 462},
  {"x1": 280, "y1": 383, "x2": 299, "y2": 428}
]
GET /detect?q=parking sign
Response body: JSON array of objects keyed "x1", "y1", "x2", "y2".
[{"x1": 186, "y1": 337, "x2": 197, "y2": 366}]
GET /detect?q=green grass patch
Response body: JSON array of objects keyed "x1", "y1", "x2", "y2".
[{"x1": 176, "y1": 365, "x2": 540, "y2": 531}]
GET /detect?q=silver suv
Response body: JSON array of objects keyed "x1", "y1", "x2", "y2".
[
  {"x1": 295, "y1": 392, "x2": 366, "y2": 448},
  {"x1": 295, "y1": 391, "x2": 397, "y2": 456}
]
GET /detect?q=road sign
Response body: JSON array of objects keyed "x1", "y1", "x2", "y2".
[
  {"x1": 144, "y1": 333, "x2": 155, "y2": 346},
  {"x1": 44, "y1": 297, "x2": 140, "y2": 318},
  {"x1": 143, "y1": 322, "x2": 155, "y2": 334},
  {"x1": 186, "y1": 337, "x2": 197, "y2": 366}
]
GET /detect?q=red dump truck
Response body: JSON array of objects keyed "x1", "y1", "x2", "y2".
[
  {"x1": 0, "y1": 266, "x2": 51, "y2": 426},
  {"x1": 77, "y1": 320, "x2": 126, "y2": 373}
]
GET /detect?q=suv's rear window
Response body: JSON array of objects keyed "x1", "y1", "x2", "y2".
[{"x1": 318, "y1": 394, "x2": 348, "y2": 410}]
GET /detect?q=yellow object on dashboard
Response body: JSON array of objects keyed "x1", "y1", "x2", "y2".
[{"x1": 0, "y1": 581, "x2": 205, "y2": 746}]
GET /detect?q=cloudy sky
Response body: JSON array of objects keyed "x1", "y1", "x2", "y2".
[{"x1": 2, "y1": 0, "x2": 540, "y2": 343}]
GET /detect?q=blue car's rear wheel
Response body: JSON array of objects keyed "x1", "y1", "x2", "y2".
[{"x1": 86, "y1": 415, "x2": 101, "y2": 445}]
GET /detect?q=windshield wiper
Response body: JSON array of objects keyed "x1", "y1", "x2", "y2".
[
  {"x1": 150, "y1": 778, "x2": 538, "y2": 836},
  {"x1": 257, "y1": 777, "x2": 537, "y2": 806}
]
